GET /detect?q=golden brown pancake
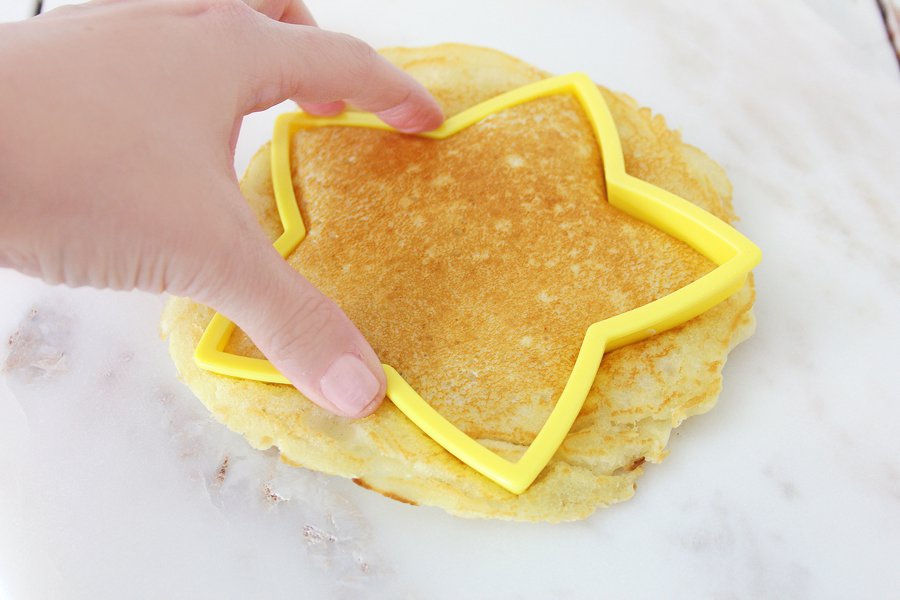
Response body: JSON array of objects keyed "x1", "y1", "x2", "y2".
[{"x1": 161, "y1": 44, "x2": 756, "y2": 521}]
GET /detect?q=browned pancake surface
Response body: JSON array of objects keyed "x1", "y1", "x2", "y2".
[
  {"x1": 227, "y1": 95, "x2": 713, "y2": 446},
  {"x1": 163, "y1": 44, "x2": 756, "y2": 521}
]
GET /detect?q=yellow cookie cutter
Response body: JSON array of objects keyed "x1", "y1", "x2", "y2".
[{"x1": 195, "y1": 73, "x2": 761, "y2": 495}]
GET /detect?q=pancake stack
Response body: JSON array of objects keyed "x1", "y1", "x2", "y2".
[{"x1": 161, "y1": 44, "x2": 756, "y2": 521}]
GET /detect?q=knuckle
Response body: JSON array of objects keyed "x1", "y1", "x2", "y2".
[
  {"x1": 335, "y1": 33, "x2": 378, "y2": 83},
  {"x1": 197, "y1": 0, "x2": 255, "y2": 26},
  {"x1": 262, "y1": 291, "x2": 338, "y2": 359},
  {"x1": 341, "y1": 33, "x2": 375, "y2": 58},
  {"x1": 164, "y1": 242, "x2": 228, "y2": 301},
  {"x1": 166, "y1": 211, "x2": 248, "y2": 301},
  {"x1": 245, "y1": 0, "x2": 291, "y2": 19},
  {"x1": 206, "y1": 0, "x2": 251, "y2": 13}
]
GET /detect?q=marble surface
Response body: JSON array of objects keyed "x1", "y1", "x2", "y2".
[
  {"x1": 2, "y1": 1, "x2": 899, "y2": 598},
  {"x1": 0, "y1": 1, "x2": 33, "y2": 23}
]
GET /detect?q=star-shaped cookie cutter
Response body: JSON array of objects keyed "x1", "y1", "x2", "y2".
[{"x1": 195, "y1": 73, "x2": 761, "y2": 495}]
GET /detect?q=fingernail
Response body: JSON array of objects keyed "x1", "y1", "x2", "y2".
[{"x1": 320, "y1": 354, "x2": 381, "y2": 417}]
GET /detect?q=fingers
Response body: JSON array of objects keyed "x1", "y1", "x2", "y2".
[
  {"x1": 297, "y1": 100, "x2": 346, "y2": 117},
  {"x1": 239, "y1": 0, "x2": 335, "y2": 115},
  {"x1": 241, "y1": 0, "x2": 343, "y2": 116},
  {"x1": 279, "y1": 0, "x2": 316, "y2": 26},
  {"x1": 192, "y1": 196, "x2": 386, "y2": 418},
  {"x1": 243, "y1": 21, "x2": 444, "y2": 132},
  {"x1": 242, "y1": 0, "x2": 316, "y2": 25}
]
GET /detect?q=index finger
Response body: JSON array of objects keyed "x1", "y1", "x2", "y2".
[{"x1": 243, "y1": 19, "x2": 444, "y2": 132}]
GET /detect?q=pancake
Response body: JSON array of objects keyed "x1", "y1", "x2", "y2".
[{"x1": 161, "y1": 44, "x2": 756, "y2": 521}]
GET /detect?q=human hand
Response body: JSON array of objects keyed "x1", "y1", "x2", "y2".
[{"x1": 0, "y1": 0, "x2": 444, "y2": 417}]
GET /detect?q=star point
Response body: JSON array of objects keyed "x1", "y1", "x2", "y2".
[{"x1": 194, "y1": 73, "x2": 761, "y2": 494}]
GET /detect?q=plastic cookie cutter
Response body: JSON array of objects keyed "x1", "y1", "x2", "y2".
[{"x1": 195, "y1": 73, "x2": 761, "y2": 495}]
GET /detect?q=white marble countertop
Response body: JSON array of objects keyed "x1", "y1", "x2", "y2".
[
  {"x1": 2, "y1": 1, "x2": 899, "y2": 598},
  {"x1": 0, "y1": 2, "x2": 34, "y2": 24}
]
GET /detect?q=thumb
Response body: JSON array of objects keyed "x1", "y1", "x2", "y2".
[{"x1": 195, "y1": 218, "x2": 386, "y2": 419}]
